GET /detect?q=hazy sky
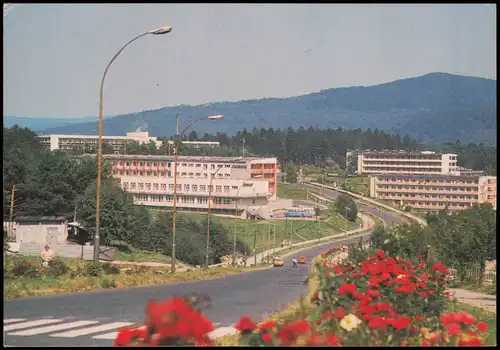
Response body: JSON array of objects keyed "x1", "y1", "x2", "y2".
[{"x1": 3, "y1": 3, "x2": 496, "y2": 118}]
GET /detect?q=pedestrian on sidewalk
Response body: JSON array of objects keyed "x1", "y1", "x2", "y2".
[{"x1": 41, "y1": 245, "x2": 54, "y2": 267}]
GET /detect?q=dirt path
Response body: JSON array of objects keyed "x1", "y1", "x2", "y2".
[{"x1": 449, "y1": 288, "x2": 496, "y2": 314}]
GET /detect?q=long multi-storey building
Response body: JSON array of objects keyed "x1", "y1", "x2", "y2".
[
  {"x1": 103, "y1": 154, "x2": 278, "y2": 215},
  {"x1": 369, "y1": 174, "x2": 497, "y2": 211},
  {"x1": 38, "y1": 131, "x2": 220, "y2": 152},
  {"x1": 357, "y1": 150, "x2": 458, "y2": 175}
]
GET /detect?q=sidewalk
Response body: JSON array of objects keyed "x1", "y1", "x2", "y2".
[{"x1": 449, "y1": 288, "x2": 497, "y2": 314}]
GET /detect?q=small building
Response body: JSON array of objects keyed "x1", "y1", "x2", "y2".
[{"x1": 8, "y1": 216, "x2": 69, "y2": 245}]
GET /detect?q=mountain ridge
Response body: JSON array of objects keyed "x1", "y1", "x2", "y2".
[{"x1": 7, "y1": 72, "x2": 496, "y2": 145}]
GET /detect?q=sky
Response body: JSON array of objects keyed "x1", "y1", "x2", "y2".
[{"x1": 3, "y1": 3, "x2": 497, "y2": 118}]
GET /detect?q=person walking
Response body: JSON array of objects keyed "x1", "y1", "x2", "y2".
[{"x1": 292, "y1": 257, "x2": 298, "y2": 268}]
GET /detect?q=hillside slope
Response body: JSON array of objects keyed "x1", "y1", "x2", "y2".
[{"x1": 34, "y1": 72, "x2": 497, "y2": 144}]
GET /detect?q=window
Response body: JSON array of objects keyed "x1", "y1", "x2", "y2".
[
  {"x1": 196, "y1": 164, "x2": 201, "y2": 167},
  {"x1": 217, "y1": 173, "x2": 223, "y2": 177},
  {"x1": 225, "y1": 173, "x2": 230, "y2": 177},
  {"x1": 161, "y1": 184, "x2": 167, "y2": 190},
  {"x1": 188, "y1": 173, "x2": 194, "y2": 177},
  {"x1": 203, "y1": 164, "x2": 208, "y2": 169},
  {"x1": 216, "y1": 185, "x2": 222, "y2": 192},
  {"x1": 125, "y1": 161, "x2": 129, "y2": 166},
  {"x1": 146, "y1": 183, "x2": 152, "y2": 190},
  {"x1": 146, "y1": 171, "x2": 151, "y2": 176},
  {"x1": 210, "y1": 164, "x2": 215, "y2": 169},
  {"x1": 224, "y1": 186, "x2": 230, "y2": 193},
  {"x1": 153, "y1": 162, "x2": 157, "y2": 166},
  {"x1": 131, "y1": 182, "x2": 136, "y2": 189},
  {"x1": 184, "y1": 184, "x2": 190, "y2": 192},
  {"x1": 169, "y1": 184, "x2": 174, "y2": 191},
  {"x1": 177, "y1": 184, "x2": 182, "y2": 191},
  {"x1": 188, "y1": 163, "x2": 194, "y2": 167},
  {"x1": 225, "y1": 164, "x2": 231, "y2": 168},
  {"x1": 123, "y1": 182, "x2": 129, "y2": 189},
  {"x1": 153, "y1": 183, "x2": 159, "y2": 190},
  {"x1": 160, "y1": 162, "x2": 165, "y2": 167},
  {"x1": 199, "y1": 197, "x2": 208, "y2": 204},
  {"x1": 160, "y1": 171, "x2": 165, "y2": 177},
  {"x1": 181, "y1": 172, "x2": 187, "y2": 176},
  {"x1": 181, "y1": 163, "x2": 187, "y2": 167},
  {"x1": 200, "y1": 185, "x2": 206, "y2": 192},
  {"x1": 223, "y1": 198, "x2": 231, "y2": 204},
  {"x1": 125, "y1": 170, "x2": 130, "y2": 176},
  {"x1": 192, "y1": 185, "x2": 198, "y2": 192},
  {"x1": 232, "y1": 186, "x2": 238, "y2": 190},
  {"x1": 208, "y1": 185, "x2": 213, "y2": 192},
  {"x1": 195, "y1": 173, "x2": 201, "y2": 177},
  {"x1": 138, "y1": 171, "x2": 143, "y2": 176},
  {"x1": 119, "y1": 161, "x2": 123, "y2": 166},
  {"x1": 139, "y1": 183, "x2": 144, "y2": 190},
  {"x1": 203, "y1": 174, "x2": 208, "y2": 178},
  {"x1": 153, "y1": 172, "x2": 157, "y2": 176}
]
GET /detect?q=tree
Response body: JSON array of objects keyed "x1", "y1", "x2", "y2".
[
  {"x1": 334, "y1": 194, "x2": 357, "y2": 221},
  {"x1": 285, "y1": 163, "x2": 298, "y2": 183}
]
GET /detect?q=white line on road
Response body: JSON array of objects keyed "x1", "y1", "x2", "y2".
[
  {"x1": 8, "y1": 320, "x2": 99, "y2": 336},
  {"x1": 93, "y1": 322, "x2": 223, "y2": 340},
  {"x1": 3, "y1": 319, "x2": 26, "y2": 324},
  {"x1": 50, "y1": 322, "x2": 134, "y2": 338},
  {"x1": 4, "y1": 319, "x2": 64, "y2": 332}
]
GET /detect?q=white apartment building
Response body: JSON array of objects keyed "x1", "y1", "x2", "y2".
[
  {"x1": 357, "y1": 150, "x2": 458, "y2": 175},
  {"x1": 38, "y1": 131, "x2": 220, "y2": 152},
  {"x1": 103, "y1": 154, "x2": 278, "y2": 216}
]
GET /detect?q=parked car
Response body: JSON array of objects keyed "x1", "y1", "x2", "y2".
[{"x1": 298, "y1": 256, "x2": 306, "y2": 264}]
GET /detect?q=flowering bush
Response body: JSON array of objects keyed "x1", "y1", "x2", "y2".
[
  {"x1": 114, "y1": 293, "x2": 215, "y2": 346},
  {"x1": 114, "y1": 251, "x2": 489, "y2": 347}
]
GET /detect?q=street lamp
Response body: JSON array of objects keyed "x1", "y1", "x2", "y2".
[
  {"x1": 344, "y1": 206, "x2": 351, "y2": 236},
  {"x1": 205, "y1": 165, "x2": 224, "y2": 268},
  {"x1": 233, "y1": 181, "x2": 254, "y2": 266},
  {"x1": 94, "y1": 25, "x2": 172, "y2": 264},
  {"x1": 172, "y1": 114, "x2": 223, "y2": 273}
]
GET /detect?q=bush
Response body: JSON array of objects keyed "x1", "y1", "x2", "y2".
[
  {"x1": 101, "y1": 263, "x2": 120, "y2": 275},
  {"x1": 100, "y1": 277, "x2": 117, "y2": 289},
  {"x1": 9, "y1": 257, "x2": 41, "y2": 278},
  {"x1": 47, "y1": 258, "x2": 69, "y2": 277},
  {"x1": 84, "y1": 262, "x2": 103, "y2": 277}
]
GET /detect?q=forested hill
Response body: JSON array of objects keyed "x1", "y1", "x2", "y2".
[{"x1": 24, "y1": 72, "x2": 496, "y2": 145}]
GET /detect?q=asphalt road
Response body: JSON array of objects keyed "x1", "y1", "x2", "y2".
[
  {"x1": 4, "y1": 187, "x2": 408, "y2": 346},
  {"x1": 294, "y1": 183, "x2": 406, "y2": 228}
]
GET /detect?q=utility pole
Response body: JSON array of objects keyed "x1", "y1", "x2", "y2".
[
  {"x1": 253, "y1": 229, "x2": 257, "y2": 267},
  {"x1": 290, "y1": 219, "x2": 293, "y2": 248},
  {"x1": 9, "y1": 184, "x2": 16, "y2": 237},
  {"x1": 242, "y1": 138, "x2": 246, "y2": 159},
  {"x1": 244, "y1": 205, "x2": 248, "y2": 267},
  {"x1": 272, "y1": 219, "x2": 276, "y2": 257}
]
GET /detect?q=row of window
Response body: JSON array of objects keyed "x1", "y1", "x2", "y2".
[
  {"x1": 365, "y1": 168, "x2": 443, "y2": 173},
  {"x1": 380, "y1": 193, "x2": 478, "y2": 200},
  {"x1": 377, "y1": 185, "x2": 477, "y2": 192},
  {"x1": 363, "y1": 162, "x2": 445, "y2": 166},
  {"x1": 123, "y1": 182, "x2": 240, "y2": 193},
  {"x1": 117, "y1": 161, "x2": 234, "y2": 169},
  {"x1": 396, "y1": 201, "x2": 471, "y2": 208},
  {"x1": 113, "y1": 170, "x2": 230, "y2": 178},
  {"x1": 377, "y1": 178, "x2": 479, "y2": 185},
  {"x1": 133, "y1": 194, "x2": 233, "y2": 205}
]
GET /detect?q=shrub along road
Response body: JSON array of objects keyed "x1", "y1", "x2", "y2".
[{"x1": 4, "y1": 188, "x2": 408, "y2": 347}]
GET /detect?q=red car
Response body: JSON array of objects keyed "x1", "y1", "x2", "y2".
[{"x1": 298, "y1": 257, "x2": 306, "y2": 264}]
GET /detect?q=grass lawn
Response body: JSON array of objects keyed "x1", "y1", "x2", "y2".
[
  {"x1": 4, "y1": 253, "x2": 261, "y2": 300},
  {"x1": 276, "y1": 182, "x2": 309, "y2": 200},
  {"x1": 115, "y1": 250, "x2": 173, "y2": 264}
]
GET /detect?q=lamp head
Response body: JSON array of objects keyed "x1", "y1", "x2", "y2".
[
  {"x1": 149, "y1": 26, "x2": 172, "y2": 35},
  {"x1": 207, "y1": 115, "x2": 223, "y2": 120}
]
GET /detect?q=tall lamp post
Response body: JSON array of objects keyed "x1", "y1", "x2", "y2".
[
  {"x1": 94, "y1": 25, "x2": 172, "y2": 264},
  {"x1": 171, "y1": 115, "x2": 223, "y2": 273},
  {"x1": 205, "y1": 165, "x2": 224, "y2": 268},
  {"x1": 233, "y1": 181, "x2": 254, "y2": 266}
]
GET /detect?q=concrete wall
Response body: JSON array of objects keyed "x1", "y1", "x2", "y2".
[
  {"x1": 18, "y1": 243, "x2": 117, "y2": 261},
  {"x1": 6, "y1": 221, "x2": 69, "y2": 245}
]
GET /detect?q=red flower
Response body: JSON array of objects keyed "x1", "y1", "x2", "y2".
[
  {"x1": 376, "y1": 250, "x2": 385, "y2": 258},
  {"x1": 334, "y1": 307, "x2": 347, "y2": 319},
  {"x1": 431, "y1": 263, "x2": 449, "y2": 274},
  {"x1": 261, "y1": 333, "x2": 272, "y2": 343},
  {"x1": 477, "y1": 321, "x2": 488, "y2": 333},
  {"x1": 235, "y1": 316, "x2": 256, "y2": 332},
  {"x1": 338, "y1": 283, "x2": 357, "y2": 295},
  {"x1": 325, "y1": 332, "x2": 340, "y2": 345},
  {"x1": 278, "y1": 320, "x2": 310, "y2": 345},
  {"x1": 308, "y1": 333, "x2": 323, "y2": 345},
  {"x1": 458, "y1": 338, "x2": 483, "y2": 346},
  {"x1": 368, "y1": 316, "x2": 387, "y2": 329},
  {"x1": 421, "y1": 340, "x2": 431, "y2": 346},
  {"x1": 114, "y1": 327, "x2": 145, "y2": 346},
  {"x1": 445, "y1": 323, "x2": 461, "y2": 336},
  {"x1": 258, "y1": 320, "x2": 277, "y2": 331},
  {"x1": 367, "y1": 289, "x2": 380, "y2": 298},
  {"x1": 395, "y1": 284, "x2": 416, "y2": 293},
  {"x1": 391, "y1": 316, "x2": 411, "y2": 330},
  {"x1": 420, "y1": 291, "x2": 427, "y2": 297},
  {"x1": 418, "y1": 263, "x2": 425, "y2": 269},
  {"x1": 368, "y1": 276, "x2": 381, "y2": 287}
]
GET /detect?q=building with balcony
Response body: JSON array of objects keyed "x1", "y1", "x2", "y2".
[
  {"x1": 101, "y1": 154, "x2": 278, "y2": 215},
  {"x1": 357, "y1": 150, "x2": 458, "y2": 175},
  {"x1": 38, "y1": 131, "x2": 220, "y2": 152},
  {"x1": 369, "y1": 174, "x2": 497, "y2": 212}
]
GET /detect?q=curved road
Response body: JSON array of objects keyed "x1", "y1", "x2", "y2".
[{"x1": 4, "y1": 187, "x2": 408, "y2": 346}]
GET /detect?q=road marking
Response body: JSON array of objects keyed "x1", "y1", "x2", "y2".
[
  {"x1": 4, "y1": 319, "x2": 64, "y2": 332},
  {"x1": 8, "y1": 320, "x2": 99, "y2": 336},
  {"x1": 208, "y1": 326, "x2": 238, "y2": 340},
  {"x1": 93, "y1": 322, "x2": 223, "y2": 340},
  {"x1": 3, "y1": 319, "x2": 26, "y2": 324},
  {"x1": 50, "y1": 322, "x2": 134, "y2": 338}
]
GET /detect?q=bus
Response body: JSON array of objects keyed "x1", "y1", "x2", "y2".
[{"x1": 284, "y1": 207, "x2": 315, "y2": 218}]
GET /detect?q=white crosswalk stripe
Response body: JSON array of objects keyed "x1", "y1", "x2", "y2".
[
  {"x1": 8, "y1": 320, "x2": 99, "y2": 336},
  {"x1": 50, "y1": 322, "x2": 135, "y2": 338},
  {"x1": 4, "y1": 319, "x2": 26, "y2": 324},
  {"x1": 4, "y1": 319, "x2": 64, "y2": 332},
  {"x1": 4, "y1": 318, "x2": 228, "y2": 342}
]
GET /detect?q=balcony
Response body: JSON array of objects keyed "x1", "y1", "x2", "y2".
[
  {"x1": 376, "y1": 180, "x2": 478, "y2": 187},
  {"x1": 376, "y1": 187, "x2": 478, "y2": 195}
]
